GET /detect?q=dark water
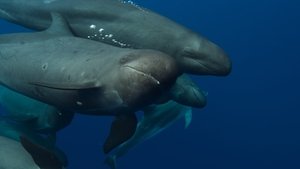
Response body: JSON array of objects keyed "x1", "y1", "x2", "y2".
[{"x1": 0, "y1": 0, "x2": 300, "y2": 168}]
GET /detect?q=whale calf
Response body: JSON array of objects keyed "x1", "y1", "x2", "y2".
[
  {"x1": 0, "y1": 0, "x2": 231, "y2": 75},
  {"x1": 0, "y1": 14, "x2": 180, "y2": 153}
]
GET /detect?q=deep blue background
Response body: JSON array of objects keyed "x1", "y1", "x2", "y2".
[{"x1": 1, "y1": 0, "x2": 300, "y2": 168}]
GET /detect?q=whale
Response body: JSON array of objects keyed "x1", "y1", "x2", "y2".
[
  {"x1": 0, "y1": 0, "x2": 231, "y2": 75},
  {"x1": 0, "y1": 85, "x2": 74, "y2": 133},
  {"x1": 0, "y1": 117, "x2": 67, "y2": 168},
  {"x1": 0, "y1": 13, "x2": 180, "y2": 153},
  {"x1": 105, "y1": 101, "x2": 192, "y2": 169},
  {"x1": 0, "y1": 135, "x2": 64, "y2": 169}
]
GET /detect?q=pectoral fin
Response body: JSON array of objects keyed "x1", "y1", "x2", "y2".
[
  {"x1": 103, "y1": 113, "x2": 137, "y2": 154},
  {"x1": 184, "y1": 109, "x2": 192, "y2": 129}
]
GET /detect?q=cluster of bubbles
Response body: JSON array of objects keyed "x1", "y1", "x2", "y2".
[
  {"x1": 85, "y1": 0, "x2": 146, "y2": 48},
  {"x1": 87, "y1": 24, "x2": 131, "y2": 48},
  {"x1": 119, "y1": 0, "x2": 146, "y2": 12}
]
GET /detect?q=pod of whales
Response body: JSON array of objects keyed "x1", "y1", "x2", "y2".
[{"x1": 0, "y1": 0, "x2": 231, "y2": 167}]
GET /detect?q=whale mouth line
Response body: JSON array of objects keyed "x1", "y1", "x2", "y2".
[
  {"x1": 182, "y1": 50, "x2": 212, "y2": 73},
  {"x1": 122, "y1": 65, "x2": 160, "y2": 85},
  {"x1": 184, "y1": 56, "x2": 211, "y2": 72}
]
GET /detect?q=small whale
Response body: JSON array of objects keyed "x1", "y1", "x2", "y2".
[{"x1": 0, "y1": 13, "x2": 180, "y2": 153}]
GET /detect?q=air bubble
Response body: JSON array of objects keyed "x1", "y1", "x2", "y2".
[{"x1": 89, "y1": 24, "x2": 96, "y2": 29}]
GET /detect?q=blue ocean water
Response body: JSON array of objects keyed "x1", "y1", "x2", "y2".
[{"x1": 0, "y1": 0, "x2": 300, "y2": 169}]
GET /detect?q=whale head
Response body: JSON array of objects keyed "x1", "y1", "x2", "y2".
[
  {"x1": 176, "y1": 33, "x2": 232, "y2": 76},
  {"x1": 118, "y1": 50, "x2": 180, "y2": 107}
]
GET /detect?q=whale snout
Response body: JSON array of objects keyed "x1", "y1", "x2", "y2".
[
  {"x1": 179, "y1": 36, "x2": 232, "y2": 76},
  {"x1": 122, "y1": 50, "x2": 180, "y2": 86}
]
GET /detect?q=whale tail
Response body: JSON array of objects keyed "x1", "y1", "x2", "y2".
[{"x1": 104, "y1": 155, "x2": 117, "y2": 169}]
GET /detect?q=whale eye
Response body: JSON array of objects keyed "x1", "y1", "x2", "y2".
[{"x1": 119, "y1": 54, "x2": 138, "y2": 65}]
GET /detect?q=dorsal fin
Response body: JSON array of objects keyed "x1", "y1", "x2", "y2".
[
  {"x1": 20, "y1": 135, "x2": 64, "y2": 169},
  {"x1": 46, "y1": 13, "x2": 73, "y2": 36}
]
